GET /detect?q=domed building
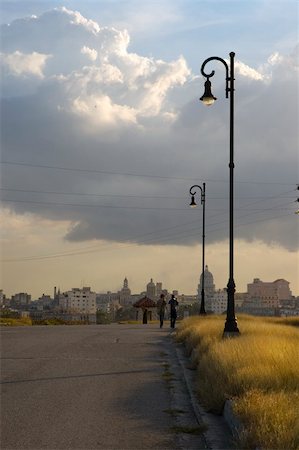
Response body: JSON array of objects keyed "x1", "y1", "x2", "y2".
[{"x1": 198, "y1": 266, "x2": 215, "y2": 311}]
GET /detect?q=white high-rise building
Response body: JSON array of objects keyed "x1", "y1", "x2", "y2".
[
  {"x1": 210, "y1": 289, "x2": 227, "y2": 314},
  {"x1": 59, "y1": 287, "x2": 96, "y2": 314}
]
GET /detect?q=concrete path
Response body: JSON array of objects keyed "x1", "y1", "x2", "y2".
[{"x1": 1, "y1": 323, "x2": 231, "y2": 450}]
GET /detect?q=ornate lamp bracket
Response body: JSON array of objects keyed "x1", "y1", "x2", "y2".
[{"x1": 200, "y1": 55, "x2": 233, "y2": 99}]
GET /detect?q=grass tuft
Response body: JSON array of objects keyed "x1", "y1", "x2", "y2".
[
  {"x1": 171, "y1": 425, "x2": 207, "y2": 435},
  {"x1": 163, "y1": 408, "x2": 186, "y2": 417}
]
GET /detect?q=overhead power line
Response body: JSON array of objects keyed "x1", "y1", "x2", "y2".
[
  {"x1": 2, "y1": 211, "x2": 294, "y2": 263},
  {"x1": 0, "y1": 187, "x2": 296, "y2": 200},
  {"x1": 1, "y1": 160, "x2": 204, "y2": 181},
  {"x1": 1, "y1": 197, "x2": 293, "y2": 211},
  {"x1": 1, "y1": 161, "x2": 297, "y2": 185}
]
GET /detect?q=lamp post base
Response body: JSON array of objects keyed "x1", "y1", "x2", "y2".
[
  {"x1": 223, "y1": 278, "x2": 240, "y2": 337},
  {"x1": 223, "y1": 330, "x2": 240, "y2": 338},
  {"x1": 223, "y1": 319, "x2": 240, "y2": 338}
]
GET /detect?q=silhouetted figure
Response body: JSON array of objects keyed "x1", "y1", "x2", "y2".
[
  {"x1": 169, "y1": 295, "x2": 178, "y2": 329},
  {"x1": 142, "y1": 308, "x2": 148, "y2": 324},
  {"x1": 156, "y1": 294, "x2": 167, "y2": 328}
]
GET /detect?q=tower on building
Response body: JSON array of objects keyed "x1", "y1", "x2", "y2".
[
  {"x1": 146, "y1": 278, "x2": 156, "y2": 299},
  {"x1": 119, "y1": 277, "x2": 131, "y2": 306},
  {"x1": 123, "y1": 277, "x2": 129, "y2": 289}
]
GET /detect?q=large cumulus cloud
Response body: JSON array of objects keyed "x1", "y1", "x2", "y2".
[{"x1": 1, "y1": 8, "x2": 298, "y2": 251}]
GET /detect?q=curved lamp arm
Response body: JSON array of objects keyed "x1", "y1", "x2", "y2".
[
  {"x1": 201, "y1": 53, "x2": 234, "y2": 99},
  {"x1": 189, "y1": 184, "x2": 205, "y2": 205}
]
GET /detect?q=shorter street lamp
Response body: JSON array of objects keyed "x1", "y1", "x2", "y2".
[{"x1": 189, "y1": 183, "x2": 206, "y2": 315}]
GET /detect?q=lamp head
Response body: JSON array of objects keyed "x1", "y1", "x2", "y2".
[
  {"x1": 200, "y1": 78, "x2": 217, "y2": 106},
  {"x1": 190, "y1": 195, "x2": 197, "y2": 207}
]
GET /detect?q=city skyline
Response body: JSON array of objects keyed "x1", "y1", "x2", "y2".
[
  {"x1": 2, "y1": 270, "x2": 297, "y2": 301},
  {"x1": 1, "y1": 1, "x2": 298, "y2": 298}
]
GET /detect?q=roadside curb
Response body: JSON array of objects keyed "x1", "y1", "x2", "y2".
[
  {"x1": 175, "y1": 341, "x2": 233, "y2": 450},
  {"x1": 223, "y1": 399, "x2": 242, "y2": 437}
]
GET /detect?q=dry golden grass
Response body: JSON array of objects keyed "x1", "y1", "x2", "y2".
[
  {"x1": 234, "y1": 389, "x2": 299, "y2": 450},
  {"x1": 176, "y1": 314, "x2": 299, "y2": 449}
]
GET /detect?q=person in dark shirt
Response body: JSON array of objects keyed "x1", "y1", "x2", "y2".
[{"x1": 168, "y1": 294, "x2": 178, "y2": 329}]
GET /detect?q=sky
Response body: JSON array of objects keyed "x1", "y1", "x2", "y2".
[{"x1": 0, "y1": 0, "x2": 298, "y2": 299}]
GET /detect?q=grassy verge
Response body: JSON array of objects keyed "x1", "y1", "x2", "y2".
[
  {"x1": 176, "y1": 314, "x2": 299, "y2": 449},
  {"x1": 31, "y1": 318, "x2": 89, "y2": 325},
  {"x1": 0, "y1": 317, "x2": 90, "y2": 326},
  {"x1": 0, "y1": 317, "x2": 32, "y2": 326}
]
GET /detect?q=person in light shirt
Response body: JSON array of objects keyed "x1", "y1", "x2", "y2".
[{"x1": 156, "y1": 293, "x2": 167, "y2": 328}]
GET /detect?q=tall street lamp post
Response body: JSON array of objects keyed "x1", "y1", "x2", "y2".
[
  {"x1": 189, "y1": 183, "x2": 206, "y2": 315},
  {"x1": 200, "y1": 52, "x2": 240, "y2": 336}
]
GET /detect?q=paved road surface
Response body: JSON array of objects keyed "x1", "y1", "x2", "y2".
[{"x1": 1, "y1": 323, "x2": 229, "y2": 450}]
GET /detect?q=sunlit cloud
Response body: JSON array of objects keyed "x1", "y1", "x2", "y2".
[
  {"x1": 235, "y1": 60, "x2": 265, "y2": 81},
  {"x1": 81, "y1": 46, "x2": 98, "y2": 61},
  {"x1": 0, "y1": 50, "x2": 51, "y2": 78}
]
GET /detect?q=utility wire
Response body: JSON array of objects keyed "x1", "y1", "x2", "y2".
[
  {"x1": 2, "y1": 211, "x2": 294, "y2": 263},
  {"x1": 0, "y1": 198, "x2": 189, "y2": 211},
  {"x1": 0, "y1": 187, "x2": 296, "y2": 200},
  {"x1": 1, "y1": 218, "x2": 202, "y2": 261},
  {"x1": 1, "y1": 160, "x2": 297, "y2": 185},
  {"x1": 0, "y1": 197, "x2": 293, "y2": 211}
]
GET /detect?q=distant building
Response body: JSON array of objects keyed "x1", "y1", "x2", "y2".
[
  {"x1": 198, "y1": 266, "x2": 215, "y2": 311},
  {"x1": 235, "y1": 292, "x2": 248, "y2": 309},
  {"x1": 29, "y1": 294, "x2": 54, "y2": 312},
  {"x1": 156, "y1": 282, "x2": 163, "y2": 298},
  {"x1": 210, "y1": 289, "x2": 227, "y2": 314},
  {"x1": 96, "y1": 293, "x2": 112, "y2": 312},
  {"x1": 146, "y1": 278, "x2": 156, "y2": 299},
  {"x1": 0, "y1": 290, "x2": 6, "y2": 306},
  {"x1": 177, "y1": 294, "x2": 197, "y2": 305},
  {"x1": 247, "y1": 278, "x2": 292, "y2": 309},
  {"x1": 37, "y1": 294, "x2": 53, "y2": 306},
  {"x1": 119, "y1": 277, "x2": 132, "y2": 306},
  {"x1": 53, "y1": 287, "x2": 61, "y2": 302},
  {"x1": 11, "y1": 292, "x2": 31, "y2": 308},
  {"x1": 59, "y1": 287, "x2": 96, "y2": 314}
]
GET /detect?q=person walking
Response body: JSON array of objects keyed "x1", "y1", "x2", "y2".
[
  {"x1": 156, "y1": 294, "x2": 167, "y2": 328},
  {"x1": 168, "y1": 294, "x2": 178, "y2": 329}
]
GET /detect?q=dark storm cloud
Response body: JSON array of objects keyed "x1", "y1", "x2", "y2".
[{"x1": 1, "y1": 8, "x2": 298, "y2": 251}]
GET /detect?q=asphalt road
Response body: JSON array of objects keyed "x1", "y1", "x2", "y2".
[{"x1": 0, "y1": 323, "x2": 211, "y2": 450}]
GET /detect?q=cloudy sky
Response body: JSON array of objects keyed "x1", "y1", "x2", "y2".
[{"x1": 1, "y1": 0, "x2": 298, "y2": 299}]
